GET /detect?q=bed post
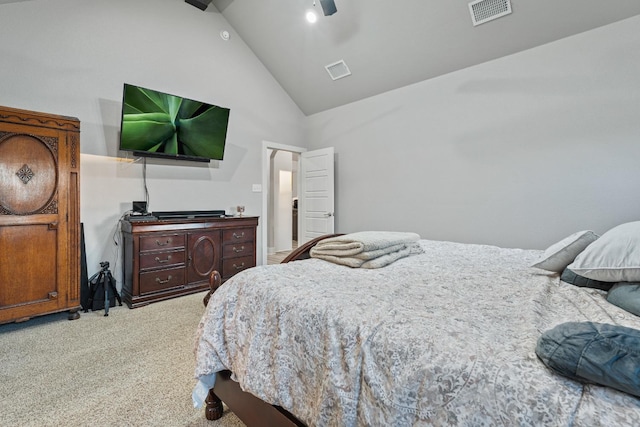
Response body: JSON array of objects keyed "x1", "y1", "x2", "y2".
[
  {"x1": 205, "y1": 388, "x2": 224, "y2": 420},
  {"x1": 203, "y1": 270, "x2": 224, "y2": 420},
  {"x1": 203, "y1": 270, "x2": 222, "y2": 307}
]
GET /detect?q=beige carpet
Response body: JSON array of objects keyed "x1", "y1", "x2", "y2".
[{"x1": 0, "y1": 291, "x2": 245, "y2": 427}]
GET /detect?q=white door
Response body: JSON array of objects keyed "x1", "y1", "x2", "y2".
[{"x1": 299, "y1": 147, "x2": 335, "y2": 244}]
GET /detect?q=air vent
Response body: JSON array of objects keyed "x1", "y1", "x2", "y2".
[
  {"x1": 325, "y1": 60, "x2": 351, "y2": 81},
  {"x1": 469, "y1": 0, "x2": 512, "y2": 26}
]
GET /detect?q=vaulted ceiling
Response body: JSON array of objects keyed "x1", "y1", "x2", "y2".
[
  {"x1": 211, "y1": 0, "x2": 640, "y2": 115},
  {"x1": 3, "y1": 0, "x2": 640, "y2": 116}
]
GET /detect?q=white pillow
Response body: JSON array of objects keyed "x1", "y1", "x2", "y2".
[
  {"x1": 531, "y1": 230, "x2": 598, "y2": 273},
  {"x1": 568, "y1": 221, "x2": 640, "y2": 282}
]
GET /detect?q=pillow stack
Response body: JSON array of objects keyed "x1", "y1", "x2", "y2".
[
  {"x1": 534, "y1": 222, "x2": 640, "y2": 399},
  {"x1": 531, "y1": 221, "x2": 640, "y2": 317}
]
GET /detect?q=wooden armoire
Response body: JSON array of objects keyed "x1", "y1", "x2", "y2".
[{"x1": 0, "y1": 106, "x2": 81, "y2": 324}]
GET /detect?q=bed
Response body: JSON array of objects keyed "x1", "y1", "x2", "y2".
[{"x1": 193, "y1": 228, "x2": 640, "y2": 426}]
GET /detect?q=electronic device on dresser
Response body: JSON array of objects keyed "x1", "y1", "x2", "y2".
[
  {"x1": 153, "y1": 210, "x2": 226, "y2": 219},
  {"x1": 132, "y1": 201, "x2": 147, "y2": 215}
]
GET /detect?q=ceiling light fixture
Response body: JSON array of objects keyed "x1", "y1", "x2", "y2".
[{"x1": 306, "y1": 10, "x2": 318, "y2": 23}]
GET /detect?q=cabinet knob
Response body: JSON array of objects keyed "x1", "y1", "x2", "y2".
[
  {"x1": 232, "y1": 246, "x2": 245, "y2": 253},
  {"x1": 232, "y1": 262, "x2": 245, "y2": 271},
  {"x1": 156, "y1": 238, "x2": 171, "y2": 246},
  {"x1": 232, "y1": 232, "x2": 245, "y2": 239}
]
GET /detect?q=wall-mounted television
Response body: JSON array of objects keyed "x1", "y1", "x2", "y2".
[{"x1": 119, "y1": 83, "x2": 230, "y2": 162}]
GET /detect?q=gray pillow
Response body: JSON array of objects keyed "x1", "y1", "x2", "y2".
[
  {"x1": 607, "y1": 283, "x2": 640, "y2": 317},
  {"x1": 531, "y1": 230, "x2": 598, "y2": 273},
  {"x1": 536, "y1": 322, "x2": 640, "y2": 398}
]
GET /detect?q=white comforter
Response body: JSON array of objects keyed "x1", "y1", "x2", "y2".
[{"x1": 193, "y1": 240, "x2": 640, "y2": 426}]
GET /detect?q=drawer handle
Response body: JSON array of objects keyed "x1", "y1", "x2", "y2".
[
  {"x1": 233, "y1": 246, "x2": 245, "y2": 253},
  {"x1": 232, "y1": 262, "x2": 245, "y2": 271},
  {"x1": 155, "y1": 255, "x2": 172, "y2": 264},
  {"x1": 232, "y1": 232, "x2": 245, "y2": 239},
  {"x1": 156, "y1": 238, "x2": 172, "y2": 246},
  {"x1": 156, "y1": 275, "x2": 172, "y2": 284}
]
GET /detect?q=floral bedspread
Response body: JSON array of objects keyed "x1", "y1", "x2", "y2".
[{"x1": 194, "y1": 240, "x2": 640, "y2": 426}]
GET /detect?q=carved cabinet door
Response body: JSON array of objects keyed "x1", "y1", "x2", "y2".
[
  {"x1": 186, "y1": 230, "x2": 221, "y2": 286},
  {"x1": 0, "y1": 107, "x2": 80, "y2": 323}
]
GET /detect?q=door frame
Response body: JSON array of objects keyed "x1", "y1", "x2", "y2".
[{"x1": 261, "y1": 140, "x2": 306, "y2": 266}]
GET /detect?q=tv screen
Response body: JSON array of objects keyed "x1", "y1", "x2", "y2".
[{"x1": 119, "y1": 83, "x2": 230, "y2": 162}]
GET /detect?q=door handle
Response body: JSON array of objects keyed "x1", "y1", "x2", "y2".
[{"x1": 324, "y1": 212, "x2": 334, "y2": 217}]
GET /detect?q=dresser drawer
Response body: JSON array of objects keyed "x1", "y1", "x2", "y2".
[
  {"x1": 139, "y1": 249, "x2": 185, "y2": 271},
  {"x1": 221, "y1": 255, "x2": 254, "y2": 278},
  {"x1": 222, "y1": 242, "x2": 254, "y2": 259},
  {"x1": 222, "y1": 228, "x2": 255, "y2": 244},
  {"x1": 139, "y1": 233, "x2": 185, "y2": 252},
  {"x1": 139, "y1": 267, "x2": 185, "y2": 294}
]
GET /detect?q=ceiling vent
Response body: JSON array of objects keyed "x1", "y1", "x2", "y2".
[
  {"x1": 469, "y1": 0, "x2": 512, "y2": 26},
  {"x1": 325, "y1": 60, "x2": 351, "y2": 81}
]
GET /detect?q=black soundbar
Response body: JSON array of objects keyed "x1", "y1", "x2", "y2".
[{"x1": 152, "y1": 210, "x2": 226, "y2": 219}]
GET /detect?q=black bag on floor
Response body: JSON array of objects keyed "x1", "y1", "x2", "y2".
[{"x1": 84, "y1": 261, "x2": 122, "y2": 316}]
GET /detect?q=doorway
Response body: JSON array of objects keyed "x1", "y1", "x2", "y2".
[
  {"x1": 261, "y1": 142, "x2": 336, "y2": 266},
  {"x1": 261, "y1": 141, "x2": 304, "y2": 265}
]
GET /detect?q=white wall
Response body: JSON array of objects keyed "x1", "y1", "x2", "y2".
[
  {"x1": 305, "y1": 15, "x2": 640, "y2": 249},
  {"x1": 0, "y1": 0, "x2": 306, "y2": 286}
]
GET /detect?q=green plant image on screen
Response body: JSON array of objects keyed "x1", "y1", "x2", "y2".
[{"x1": 120, "y1": 84, "x2": 230, "y2": 160}]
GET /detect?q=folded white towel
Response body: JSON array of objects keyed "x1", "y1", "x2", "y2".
[
  {"x1": 310, "y1": 231, "x2": 422, "y2": 268},
  {"x1": 311, "y1": 231, "x2": 420, "y2": 255}
]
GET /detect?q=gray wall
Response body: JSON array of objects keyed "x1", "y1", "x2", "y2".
[
  {"x1": 0, "y1": 0, "x2": 305, "y2": 285},
  {"x1": 305, "y1": 15, "x2": 640, "y2": 249},
  {"x1": 1, "y1": 0, "x2": 639, "y2": 291}
]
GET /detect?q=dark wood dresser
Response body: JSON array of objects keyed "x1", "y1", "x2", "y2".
[
  {"x1": 121, "y1": 216, "x2": 258, "y2": 308},
  {"x1": 0, "y1": 106, "x2": 81, "y2": 324}
]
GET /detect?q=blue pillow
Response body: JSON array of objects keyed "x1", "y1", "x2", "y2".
[
  {"x1": 607, "y1": 283, "x2": 640, "y2": 317},
  {"x1": 536, "y1": 322, "x2": 640, "y2": 398}
]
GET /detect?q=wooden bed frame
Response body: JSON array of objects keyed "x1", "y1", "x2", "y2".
[{"x1": 201, "y1": 234, "x2": 342, "y2": 426}]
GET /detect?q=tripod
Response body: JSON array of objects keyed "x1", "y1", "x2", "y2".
[{"x1": 86, "y1": 261, "x2": 122, "y2": 316}]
